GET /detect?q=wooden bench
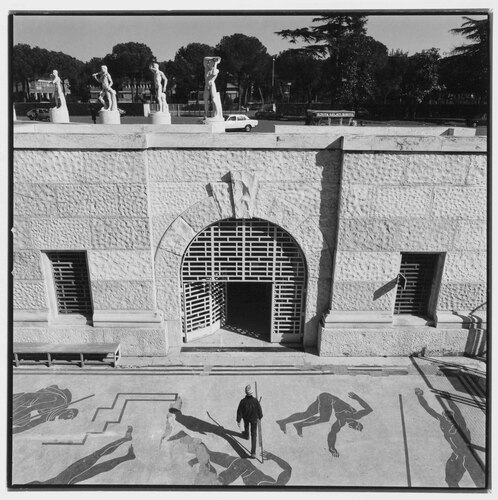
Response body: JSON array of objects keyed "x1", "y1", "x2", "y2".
[{"x1": 13, "y1": 342, "x2": 121, "y2": 368}]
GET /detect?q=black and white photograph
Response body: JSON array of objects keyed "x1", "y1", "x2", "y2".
[{"x1": 7, "y1": 2, "x2": 491, "y2": 492}]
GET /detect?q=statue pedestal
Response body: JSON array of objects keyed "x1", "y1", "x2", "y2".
[
  {"x1": 99, "y1": 109, "x2": 121, "y2": 124},
  {"x1": 148, "y1": 111, "x2": 171, "y2": 125},
  {"x1": 204, "y1": 116, "x2": 225, "y2": 133},
  {"x1": 49, "y1": 106, "x2": 70, "y2": 123}
]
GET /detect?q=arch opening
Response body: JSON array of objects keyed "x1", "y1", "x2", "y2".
[{"x1": 180, "y1": 218, "x2": 307, "y2": 344}]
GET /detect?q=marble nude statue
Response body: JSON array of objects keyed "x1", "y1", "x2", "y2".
[
  {"x1": 203, "y1": 56, "x2": 223, "y2": 119},
  {"x1": 48, "y1": 69, "x2": 70, "y2": 122},
  {"x1": 92, "y1": 65, "x2": 117, "y2": 112},
  {"x1": 150, "y1": 62, "x2": 168, "y2": 113},
  {"x1": 51, "y1": 70, "x2": 67, "y2": 109}
]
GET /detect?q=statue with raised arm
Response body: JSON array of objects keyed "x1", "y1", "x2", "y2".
[
  {"x1": 203, "y1": 56, "x2": 223, "y2": 119},
  {"x1": 93, "y1": 65, "x2": 117, "y2": 112},
  {"x1": 48, "y1": 69, "x2": 70, "y2": 123},
  {"x1": 150, "y1": 62, "x2": 168, "y2": 113}
]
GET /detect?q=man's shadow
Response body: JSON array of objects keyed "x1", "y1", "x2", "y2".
[{"x1": 169, "y1": 408, "x2": 249, "y2": 458}]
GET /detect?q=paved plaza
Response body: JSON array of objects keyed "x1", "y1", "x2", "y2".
[{"x1": 10, "y1": 353, "x2": 487, "y2": 489}]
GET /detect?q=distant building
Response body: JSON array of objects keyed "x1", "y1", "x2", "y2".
[{"x1": 18, "y1": 78, "x2": 71, "y2": 101}]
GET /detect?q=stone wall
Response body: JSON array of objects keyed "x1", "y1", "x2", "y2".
[
  {"x1": 13, "y1": 126, "x2": 487, "y2": 357},
  {"x1": 13, "y1": 149, "x2": 164, "y2": 355},
  {"x1": 321, "y1": 149, "x2": 487, "y2": 356},
  {"x1": 12, "y1": 132, "x2": 343, "y2": 353},
  {"x1": 148, "y1": 148, "x2": 341, "y2": 348}
]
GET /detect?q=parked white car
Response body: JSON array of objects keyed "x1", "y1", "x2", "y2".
[{"x1": 224, "y1": 114, "x2": 258, "y2": 132}]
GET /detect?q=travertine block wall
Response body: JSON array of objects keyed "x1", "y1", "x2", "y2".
[
  {"x1": 321, "y1": 151, "x2": 487, "y2": 356},
  {"x1": 12, "y1": 128, "x2": 487, "y2": 357},
  {"x1": 13, "y1": 150, "x2": 164, "y2": 354},
  {"x1": 148, "y1": 149, "x2": 340, "y2": 348},
  {"x1": 148, "y1": 149, "x2": 340, "y2": 249},
  {"x1": 13, "y1": 140, "x2": 341, "y2": 352}
]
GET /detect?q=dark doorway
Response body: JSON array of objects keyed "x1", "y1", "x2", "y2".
[{"x1": 225, "y1": 282, "x2": 272, "y2": 341}]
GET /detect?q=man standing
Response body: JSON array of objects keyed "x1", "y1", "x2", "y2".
[{"x1": 236, "y1": 384, "x2": 263, "y2": 459}]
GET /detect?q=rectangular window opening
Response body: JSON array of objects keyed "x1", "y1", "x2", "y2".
[
  {"x1": 46, "y1": 251, "x2": 93, "y2": 321},
  {"x1": 394, "y1": 253, "x2": 442, "y2": 320}
]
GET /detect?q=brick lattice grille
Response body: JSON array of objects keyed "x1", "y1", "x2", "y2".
[
  {"x1": 46, "y1": 251, "x2": 93, "y2": 316},
  {"x1": 181, "y1": 218, "x2": 306, "y2": 337},
  {"x1": 394, "y1": 253, "x2": 438, "y2": 315}
]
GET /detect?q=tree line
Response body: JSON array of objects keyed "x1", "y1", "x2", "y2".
[{"x1": 12, "y1": 15, "x2": 488, "y2": 114}]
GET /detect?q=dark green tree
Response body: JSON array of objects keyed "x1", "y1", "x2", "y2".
[
  {"x1": 276, "y1": 15, "x2": 388, "y2": 106},
  {"x1": 216, "y1": 34, "x2": 271, "y2": 108},
  {"x1": 449, "y1": 16, "x2": 489, "y2": 101},
  {"x1": 161, "y1": 60, "x2": 178, "y2": 102},
  {"x1": 79, "y1": 57, "x2": 105, "y2": 102},
  {"x1": 439, "y1": 54, "x2": 476, "y2": 102},
  {"x1": 334, "y1": 35, "x2": 388, "y2": 106},
  {"x1": 274, "y1": 49, "x2": 324, "y2": 104},
  {"x1": 169, "y1": 43, "x2": 215, "y2": 102},
  {"x1": 450, "y1": 16, "x2": 488, "y2": 57},
  {"x1": 45, "y1": 51, "x2": 85, "y2": 101},
  {"x1": 102, "y1": 42, "x2": 155, "y2": 102},
  {"x1": 401, "y1": 48, "x2": 441, "y2": 117},
  {"x1": 12, "y1": 44, "x2": 85, "y2": 101},
  {"x1": 12, "y1": 44, "x2": 36, "y2": 100},
  {"x1": 375, "y1": 49, "x2": 409, "y2": 104},
  {"x1": 276, "y1": 14, "x2": 367, "y2": 57}
]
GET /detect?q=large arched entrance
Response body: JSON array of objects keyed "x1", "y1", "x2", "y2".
[{"x1": 181, "y1": 218, "x2": 307, "y2": 344}]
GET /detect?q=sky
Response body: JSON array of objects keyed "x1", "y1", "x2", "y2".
[{"x1": 11, "y1": 12, "x2": 488, "y2": 64}]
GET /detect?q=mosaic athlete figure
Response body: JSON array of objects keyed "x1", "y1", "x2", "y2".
[
  {"x1": 13, "y1": 385, "x2": 80, "y2": 434},
  {"x1": 168, "y1": 431, "x2": 291, "y2": 486},
  {"x1": 276, "y1": 392, "x2": 373, "y2": 457},
  {"x1": 28, "y1": 426, "x2": 135, "y2": 484},
  {"x1": 415, "y1": 388, "x2": 485, "y2": 487}
]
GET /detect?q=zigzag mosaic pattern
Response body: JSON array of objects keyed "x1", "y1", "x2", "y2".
[{"x1": 42, "y1": 392, "x2": 178, "y2": 445}]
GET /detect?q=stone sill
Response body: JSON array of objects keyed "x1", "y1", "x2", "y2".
[
  {"x1": 275, "y1": 125, "x2": 477, "y2": 137},
  {"x1": 13, "y1": 123, "x2": 487, "y2": 152},
  {"x1": 322, "y1": 322, "x2": 438, "y2": 330},
  {"x1": 93, "y1": 310, "x2": 163, "y2": 328},
  {"x1": 392, "y1": 315, "x2": 435, "y2": 327}
]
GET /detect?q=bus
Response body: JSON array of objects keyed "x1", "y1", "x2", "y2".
[{"x1": 305, "y1": 109, "x2": 355, "y2": 126}]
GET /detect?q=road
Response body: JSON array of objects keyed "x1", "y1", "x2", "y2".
[
  {"x1": 17, "y1": 114, "x2": 486, "y2": 136},
  {"x1": 16, "y1": 114, "x2": 303, "y2": 133}
]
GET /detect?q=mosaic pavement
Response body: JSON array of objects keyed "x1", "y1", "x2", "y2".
[{"x1": 10, "y1": 356, "x2": 487, "y2": 488}]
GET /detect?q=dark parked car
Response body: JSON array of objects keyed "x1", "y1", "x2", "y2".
[
  {"x1": 355, "y1": 108, "x2": 371, "y2": 119},
  {"x1": 254, "y1": 110, "x2": 283, "y2": 120},
  {"x1": 466, "y1": 113, "x2": 487, "y2": 128},
  {"x1": 26, "y1": 108, "x2": 50, "y2": 121}
]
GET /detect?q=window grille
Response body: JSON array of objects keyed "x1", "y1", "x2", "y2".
[
  {"x1": 181, "y1": 218, "x2": 306, "y2": 339},
  {"x1": 46, "y1": 251, "x2": 93, "y2": 317},
  {"x1": 394, "y1": 253, "x2": 439, "y2": 316}
]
